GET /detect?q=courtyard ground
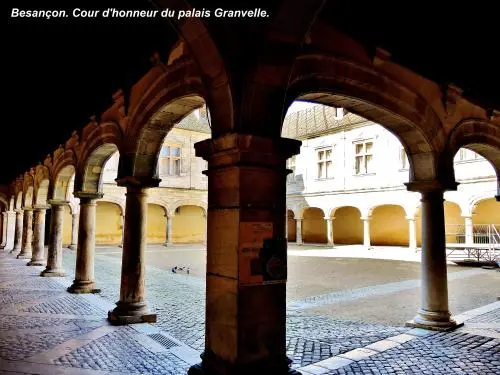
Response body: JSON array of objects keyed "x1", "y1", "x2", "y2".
[{"x1": 0, "y1": 244, "x2": 498, "y2": 374}]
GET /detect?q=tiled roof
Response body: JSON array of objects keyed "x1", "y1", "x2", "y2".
[
  {"x1": 282, "y1": 104, "x2": 368, "y2": 140},
  {"x1": 174, "y1": 112, "x2": 211, "y2": 134}
]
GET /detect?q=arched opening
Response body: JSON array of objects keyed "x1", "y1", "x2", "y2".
[
  {"x1": 35, "y1": 180, "x2": 50, "y2": 206},
  {"x1": 332, "y1": 206, "x2": 363, "y2": 244},
  {"x1": 62, "y1": 205, "x2": 72, "y2": 246},
  {"x1": 370, "y1": 205, "x2": 408, "y2": 246},
  {"x1": 473, "y1": 198, "x2": 500, "y2": 225},
  {"x1": 172, "y1": 205, "x2": 205, "y2": 243},
  {"x1": 302, "y1": 207, "x2": 326, "y2": 243},
  {"x1": 53, "y1": 165, "x2": 75, "y2": 201},
  {"x1": 96, "y1": 201, "x2": 122, "y2": 245},
  {"x1": 24, "y1": 185, "x2": 34, "y2": 208},
  {"x1": 81, "y1": 144, "x2": 119, "y2": 194},
  {"x1": 287, "y1": 210, "x2": 296, "y2": 241},
  {"x1": 147, "y1": 204, "x2": 167, "y2": 244}
]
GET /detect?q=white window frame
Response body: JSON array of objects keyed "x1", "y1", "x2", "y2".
[
  {"x1": 160, "y1": 145, "x2": 182, "y2": 176},
  {"x1": 316, "y1": 147, "x2": 333, "y2": 180},
  {"x1": 353, "y1": 140, "x2": 374, "y2": 175}
]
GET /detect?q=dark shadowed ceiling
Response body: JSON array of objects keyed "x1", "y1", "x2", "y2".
[{"x1": 4, "y1": 0, "x2": 499, "y2": 184}]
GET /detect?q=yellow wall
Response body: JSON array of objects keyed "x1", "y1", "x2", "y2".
[
  {"x1": 473, "y1": 198, "x2": 500, "y2": 225},
  {"x1": 96, "y1": 202, "x2": 122, "y2": 245},
  {"x1": 333, "y1": 206, "x2": 363, "y2": 244},
  {"x1": 172, "y1": 205, "x2": 205, "y2": 243},
  {"x1": 62, "y1": 206, "x2": 72, "y2": 246},
  {"x1": 416, "y1": 201, "x2": 463, "y2": 246},
  {"x1": 302, "y1": 207, "x2": 326, "y2": 243},
  {"x1": 287, "y1": 210, "x2": 296, "y2": 241},
  {"x1": 147, "y1": 204, "x2": 167, "y2": 244},
  {"x1": 370, "y1": 205, "x2": 408, "y2": 246}
]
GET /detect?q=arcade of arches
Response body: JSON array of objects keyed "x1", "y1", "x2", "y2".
[{"x1": 1, "y1": 6, "x2": 499, "y2": 374}]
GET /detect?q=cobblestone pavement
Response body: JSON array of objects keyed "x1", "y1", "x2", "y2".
[{"x1": 0, "y1": 247, "x2": 499, "y2": 374}]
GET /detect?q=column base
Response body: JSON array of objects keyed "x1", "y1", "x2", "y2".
[
  {"x1": 406, "y1": 310, "x2": 463, "y2": 332},
  {"x1": 17, "y1": 252, "x2": 32, "y2": 259},
  {"x1": 10, "y1": 248, "x2": 20, "y2": 255},
  {"x1": 68, "y1": 244, "x2": 77, "y2": 250},
  {"x1": 40, "y1": 269, "x2": 66, "y2": 277},
  {"x1": 27, "y1": 260, "x2": 45, "y2": 266},
  {"x1": 67, "y1": 280, "x2": 100, "y2": 294},
  {"x1": 108, "y1": 302, "x2": 156, "y2": 325},
  {"x1": 188, "y1": 352, "x2": 301, "y2": 375},
  {"x1": 118, "y1": 244, "x2": 123, "y2": 248}
]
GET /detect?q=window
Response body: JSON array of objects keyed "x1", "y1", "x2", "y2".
[
  {"x1": 456, "y1": 148, "x2": 481, "y2": 162},
  {"x1": 399, "y1": 147, "x2": 409, "y2": 170},
  {"x1": 317, "y1": 148, "x2": 333, "y2": 179},
  {"x1": 286, "y1": 155, "x2": 296, "y2": 182},
  {"x1": 159, "y1": 145, "x2": 182, "y2": 176},
  {"x1": 354, "y1": 141, "x2": 374, "y2": 175}
]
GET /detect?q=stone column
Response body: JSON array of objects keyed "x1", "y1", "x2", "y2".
[
  {"x1": 406, "y1": 185, "x2": 458, "y2": 330},
  {"x1": 69, "y1": 213, "x2": 79, "y2": 250},
  {"x1": 407, "y1": 216, "x2": 417, "y2": 251},
  {"x1": 10, "y1": 209, "x2": 24, "y2": 254},
  {"x1": 464, "y1": 216, "x2": 473, "y2": 245},
  {"x1": 4, "y1": 211, "x2": 16, "y2": 251},
  {"x1": 295, "y1": 218, "x2": 303, "y2": 245},
  {"x1": 119, "y1": 214, "x2": 124, "y2": 247},
  {"x1": 41, "y1": 200, "x2": 66, "y2": 277},
  {"x1": 285, "y1": 212, "x2": 288, "y2": 239},
  {"x1": 17, "y1": 208, "x2": 34, "y2": 259},
  {"x1": 0, "y1": 212, "x2": 7, "y2": 248},
  {"x1": 108, "y1": 181, "x2": 157, "y2": 324},
  {"x1": 188, "y1": 134, "x2": 301, "y2": 375},
  {"x1": 326, "y1": 217, "x2": 334, "y2": 246},
  {"x1": 362, "y1": 216, "x2": 371, "y2": 249},
  {"x1": 28, "y1": 206, "x2": 48, "y2": 266},
  {"x1": 68, "y1": 193, "x2": 102, "y2": 293},
  {"x1": 166, "y1": 215, "x2": 173, "y2": 245},
  {"x1": 202, "y1": 212, "x2": 207, "y2": 245}
]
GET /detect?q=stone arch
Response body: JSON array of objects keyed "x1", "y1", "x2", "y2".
[
  {"x1": 285, "y1": 55, "x2": 441, "y2": 182},
  {"x1": 15, "y1": 191, "x2": 23, "y2": 209},
  {"x1": 0, "y1": 193, "x2": 8, "y2": 209},
  {"x1": 22, "y1": 174, "x2": 35, "y2": 208},
  {"x1": 52, "y1": 165, "x2": 75, "y2": 201},
  {"x1": 171, "y1": 204, "x2": 206, "y2": 243},
  {"x1": 472, "y1": 197, "x2": 500, "y2": 226},
  {"x1": 302, "y1": 207, "x2": 326, "y2": 243},
  {"x1": 370, "y1": 204, "x2": 408, "y2": 246},
  {"x1": 332, "y1": 206, "x2": 363, "y2": 244},
  {"x1": 34, "y1": 165, "x2": 51, "y2": 206},
  {"x1": 9, "y1": 196, "x2": 14, "y2": 211},
  {"x1": 168, "y1": 199, "x2": 207, "y2": 216},
  {"x1": 147, "y1": 203, "x2": 167, "y2": 244},
  {"x1": 95, "y1": 201, "x2": 123, "y2": 245},
  {"x1": 146, "y1": 198, "x2": 168, "y2": 216},
  {"x1": 76, "y1": 121, "x2": 122, "y2": 193},
  {"x1": 124, "y1": 93, "x2": 206, "y2": 180},
  {"x1": 99, "y1": 197, "x2": 125, "y2": 216}
]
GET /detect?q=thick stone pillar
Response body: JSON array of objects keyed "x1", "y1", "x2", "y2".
[
  {"x1": 10, "y1": 209, "x2": 24, "y2": 254},
  {"x1": 464, "y1": 216, "x2": 473, "y2": 245},
  {"x1": 406, "y1": 184, "x2": 459, "y2": 331},
  {"x1": 362, "y1": 216, "x2": 371, "y2": 249},
  {"x1": 295, "y1": 218, "x2": 303, "y2": 245},
  {"x1": 285, "y1": 212, "x2": 288, "y2": 239},
  {"x1": 326, "y1": 217, "x2": 334, "y2": 246},
  {"x1": 108, "y1": 180, "x2": 157, "y2": 324},
  {"x1": 202, "y1": 212, "x2": 207, "y2": 245},
  {"x1": 69, "y1": 213, "x2": 79, "y2": 250},
  {"x1": 188, "y1": 134, "x2": 301, "y2": 375},
  {"x1": 166, "y1": 215, "x2": 173, "y2": 245},
  {"x1": 407, "y1": 216, "x2": 417, "y2": 251},
  {"x1": 0, "y1": 212, "x2": 7, "y2": 248},
  {"x1": 41, "y1": 200, "x2": 66, "y2": 277},
  {"x1": 68, "y1": 193, "x2": 102, "y2": 293},
  {"x1": 17, "y1": 208, "x2": 34, "y2": 259},
  {"x1": 28, "y1": 206, "x2": 48, "y2": 266},
  {"x1": 4, "y1": 211, "x2": 16, "y2": 251}
]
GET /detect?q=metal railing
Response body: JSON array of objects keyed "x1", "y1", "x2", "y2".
[{"x1": 445, "y1": 224, "x2": 500, "y2": 263}]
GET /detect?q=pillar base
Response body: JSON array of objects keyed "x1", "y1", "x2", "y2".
[
  {"x1": 406, "y1": 310, "x2": 463, "y2": 332},
  {"x1": 108, "y1": 302, "x2": 156, "y2": 325},
  {"x1": 27, "y1": 260, "x2": 45, "y2": 266},
  {"x1": 17, "y1": 252, "x2": 32, "y2": 259},
  {"x1": 67, "y1": 280, "x2": 100, "y2": 294},
  {"x1": 68, "y1": 244, "x2": 77, "y2": 250},
  {"x1": 10, "y1": 248, "x2": 20, "y2": 255},
  {"x1": 40, "y1": 269, "x2": 66, "y2": 277},
  {"x1": 188, "y1": 352, "x2": 301, "y2": 375}
]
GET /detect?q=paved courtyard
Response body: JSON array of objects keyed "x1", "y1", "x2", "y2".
[{"x1": 0, "y1": 244, "x2": 498, "y2": 374}]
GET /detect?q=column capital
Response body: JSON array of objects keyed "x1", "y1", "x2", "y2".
[
  {"x1": 48, "y1": 199, "x2": 69, "y2": 207},
  {"x1": 72, "y1": 212, "x2": 80, "y2": 217},
  {"x1": 22, "y1": 207, "x2": 34, "y2": 211},
  {"x1": 115, "y1": 176, "x2": 160, "y2": 188},
  {"x1": 6, "y1": 210, "x2": 16, "y2": 215},
  {"x1": 74, "y1": 191, "x2": 104, "y2": 200},
  {"x1": 406, "y1": 216, "x2": 416, "y2": 221},
  {"x1": 461, "y1": 215, "x2": 473, "y2": 219},
  {"x1": 14, "y1": 208, "x2": 23, "y2": 214},
  {"x1": 324, "y1": 217, "x2": 333, "y2": 221},
  {"x1": 405, "y1": 180, "x2": 458, "y2": 193},
  {"x1": 361, "y1": 216, "x2": 372, "y2": 221},
  {"x1": 33, "y1": 205, "x2": 50, "y2": 210},
  {"x1": 195, "y1": 134, "x2": 302, "y2": 165},
  {"x1": 295, "y1": 217, "x2": 303, "y2": 221}
]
